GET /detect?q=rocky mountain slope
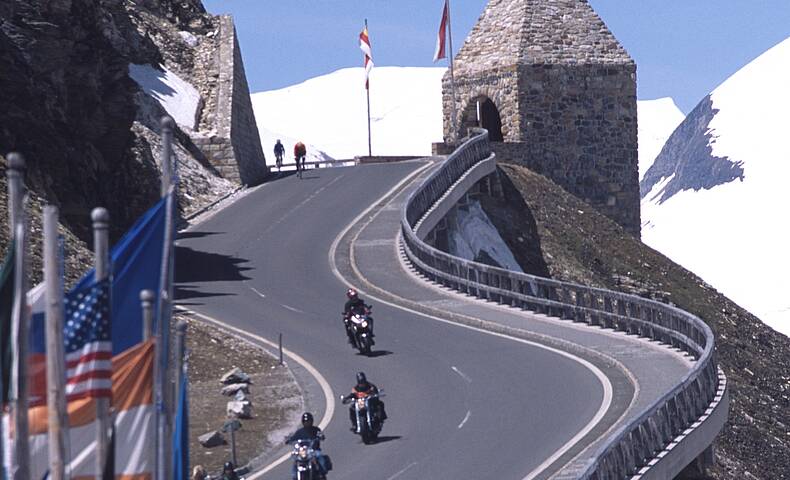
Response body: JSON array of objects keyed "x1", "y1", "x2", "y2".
[
  {"x1": 480, "y1": 163, "x2": 790, "y2": 479},
  {"x1": 0, "y1": 0, "x2": 234, "y2": 242}
]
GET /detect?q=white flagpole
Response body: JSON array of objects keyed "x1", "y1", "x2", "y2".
[
  {"x1": 446, "y1": 0, "x2": 459, "y2": 142},
  {"x1": 91, "y1": 208, "x2": 111, "y2": 479},
  {"x1": 44, "y1": 206, "x2": 68, "y2": 480},
  {"x1": 365, "y1": 19, "x2": 373, "y2": 158}
]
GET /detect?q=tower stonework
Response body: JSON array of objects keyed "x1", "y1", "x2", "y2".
[{"x1": 444, "y1": 0, "x2": 640, "y2": 235}]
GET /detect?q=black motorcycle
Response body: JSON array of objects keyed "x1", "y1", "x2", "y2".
[
  {"x1": 344, "y1": 309, "x2": 374, "y2": 355},
  {"x1": 341, "y1": 391, "x2": 384, "y2": 444},
  {"x1": 290, "y1": 437, "x2": 326, "y2": 480}
]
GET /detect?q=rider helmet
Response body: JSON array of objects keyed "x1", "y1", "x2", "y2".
[
  {"x1": 356, "y1": 371, "x2": 367, "y2": 385},
  {"x1": 301, "y1": 412, "x2": 314, "y2": 427},
  {"x1": 346, "y1": 288, "x2": 358, "y2": 300},
  {"x1": 223, "y1": 461, "x2": 234, "y2": 472}
]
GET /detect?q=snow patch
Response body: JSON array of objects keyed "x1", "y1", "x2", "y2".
[
  {"x1": 129, "y1": 63, "x2": 200, "y2": 131},
  {"x1": 448, "y1": 202, "x2": 523, "y2": 273},
  {"x1": 179, "y1": 31, "x2": 198, "y2": 48}
]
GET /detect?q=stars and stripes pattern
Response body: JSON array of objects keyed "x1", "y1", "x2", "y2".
[
  {"x1": 359, "y1": 25, "x2": 374, "y2": 89},
  {"x1": 63, "y1": 279, "x2": 112, "y2": 401}
]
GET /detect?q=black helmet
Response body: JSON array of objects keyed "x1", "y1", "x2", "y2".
[
  {"x1": 301, "y1": 412, "x2": 314, "y2": 427},
  {"x1": 346, "y1": 288, "x2": 358, "y2": 300},
  {"x1": 223, "y1": 461, "x2": 234, "y2": 472},
  {"x1": 356, "y1": 371, "x2": 367, "y2": 385}
]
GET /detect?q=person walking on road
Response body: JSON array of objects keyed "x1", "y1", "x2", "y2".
[
  {"x1": 274, "y1": 139, "x2": 285, "y2": 169},
  {"x1": 294, "y1": 141, "x2": 307, "y2": 178}
]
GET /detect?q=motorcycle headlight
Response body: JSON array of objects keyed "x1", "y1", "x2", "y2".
[
  {"x1": 361, "y1": 321, "x2": 368, "y2": 328},
  {"x1": 356, "y1": 398, "x2": 366, "y2": 409},
  {"x1": 298, "y1": 446, "x2": 308, "y2": 459}
]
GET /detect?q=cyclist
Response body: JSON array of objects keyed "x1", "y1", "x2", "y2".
[{"x1": 294, "y1": 141, "x2": 307, "y2": 178}]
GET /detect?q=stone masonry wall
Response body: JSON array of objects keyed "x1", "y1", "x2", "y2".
[
  {"x1": 516, "y1": 63, "x2": 639, "y2": 234},
  {"x1": 194, "y1": 16, "x2": 267, "y2": 186}
]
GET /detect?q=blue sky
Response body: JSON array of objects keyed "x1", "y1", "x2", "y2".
[{"x1": 203, "y1": 1, "x2": 790, "y2": 113}]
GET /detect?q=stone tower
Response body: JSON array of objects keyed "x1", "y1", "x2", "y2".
[{"x1": 443, "y1": 0, "x2": 640, "y2": 235}]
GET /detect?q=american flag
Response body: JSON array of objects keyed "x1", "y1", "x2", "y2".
[{"x1": 63, "y1": 279, "x2": 112, "y2": 401}]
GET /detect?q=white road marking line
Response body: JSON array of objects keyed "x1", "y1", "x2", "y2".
[
  {"x1": 281, "y1": 304, "x2": 303, "y2": 314},
  {"x1": 386, "y1": 462, "x2": 418, "y2": 480},
  {"x1": 451, "y1": 365, "x2": 472, "y2": 384},
  {"x1": 249, "y1": 286, "x2": 266, "y2": 298},
  {"x1": 328, "y1": 162, "x2": 616, "y2": 480},
  {"x1": 174, "y1": 306, "x2": 335, "y2": 479},
  {"x1": 458, "y1": 410, "x2": 472, "y2": 429}
]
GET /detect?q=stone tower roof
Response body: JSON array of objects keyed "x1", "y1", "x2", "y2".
[{"x1": 453, "y1": 0, "x2": 633, "y2": 74}]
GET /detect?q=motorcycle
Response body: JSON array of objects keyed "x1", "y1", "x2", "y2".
[
  {"x1": 344, "y1": 309, "x2": 374, "y2": 355},
  {"x1": 290, "y1": 438, "x2": 326, "y2": 480},
  {"x1": 341, "y1": 391, "x2": 384, "y2": 444}
]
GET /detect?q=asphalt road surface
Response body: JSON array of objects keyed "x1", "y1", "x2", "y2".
[{"x1": 176, "y1": 163, "x2": 609, "y2": 479}]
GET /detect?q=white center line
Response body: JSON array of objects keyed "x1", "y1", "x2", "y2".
[
  {"x1": 451, "y1": 366, "x2": 472, "y2": 383},
  {"x1": 249, "y1": 286, "x2": 266, "y2": 298},
  {"x1": 281, "y1": 304, "x2": 304, "y2": 314},
  {"x1": 458, "y1": 410, "x2": 472, "y2": 429},
  {"x1": 386, "y1": 462, "x2": 418, "y2": 480}
]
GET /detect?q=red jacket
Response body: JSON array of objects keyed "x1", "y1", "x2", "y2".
[{"x1": 294, "y1": 142, "x2": 306, "y2": 157}]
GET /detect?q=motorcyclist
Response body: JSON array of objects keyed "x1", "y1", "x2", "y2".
[
  {"x1": 274, "y1": 139, "x2": 285, "y2": 169},
  {"x1": 344, "y1": 372, "x2": 387, "y2": 431},
  {"x1": 343, "y1": 289, "x2": 373, "y2": 345},
  {"x1": 220, "y1": 461, "x2": 239, "y2": 480},
  {"x1": 285, "y1": 412, "x2": 330, "y2": 477}
]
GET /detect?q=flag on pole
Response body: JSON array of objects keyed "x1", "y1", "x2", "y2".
[
  {"x1": 26, "y1": 340, "x2": 155, "y2": 479},
  {"x1": 172, "y1": 363, "x2": 188, "y2": 480},
  {"x1": 433, "y1": 0, "x2": 450, "y2": 62},
  {"x1": 359, "y1": 25, "x2": 374, "y2": 89}
]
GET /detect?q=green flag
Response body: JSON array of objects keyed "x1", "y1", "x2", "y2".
[{"x1": 0, "y1": 241, "x2": 14, "y2": 406}]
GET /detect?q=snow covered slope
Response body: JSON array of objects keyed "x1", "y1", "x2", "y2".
[
  {"x1": 641, "y1": 37, "x2": 790, "y2": 336},
  {"x1": 251, "y1": 67, "x2": 446, "y2": 159},
  {"x1": 637, "y1": 98, "x2": 685, "y2": 180}
]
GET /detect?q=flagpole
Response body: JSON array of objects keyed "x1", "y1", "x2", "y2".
[
  {"x1": 365, "y1": 19, "x2": 372, "y2": 158},
  {"x1": 91, "y1": 208, "x2": 111, "y2": 479},
  {"x1": 44, "y1": 206, "x2": 68, "y2": 480},
  {"x1": 446, "y1": 0, "x2": 459, "y2": 143},
  {"x1": 7, "y1": 154, "x2": 30, "y2": 480}
]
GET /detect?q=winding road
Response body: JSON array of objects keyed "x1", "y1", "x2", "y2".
[{"x1": 175, "y1": 162, "x2": 685, "y2": 479}]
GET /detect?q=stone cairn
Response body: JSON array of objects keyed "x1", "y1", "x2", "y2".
[{"x1": 197, "y1": 367, "x2": 254, "y2": 448}]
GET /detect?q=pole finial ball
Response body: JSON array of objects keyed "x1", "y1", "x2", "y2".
[
  {"x1": 140, "y1": 289, "x2": 155, "y2": 302},
  {"x1": 7, "y1": 152, "x2": 26, "y2": 171},
  {"x1": 91, "y1": 207, "x2": 110, "y2": 225},
  {"x1": 161, "y1": 116, "x2": 175, "y2": 130}
]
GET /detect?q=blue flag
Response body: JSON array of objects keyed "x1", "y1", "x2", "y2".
[
  {"x1": 30, "y1": 196, "x2": 168, "y2": 356},
  {"x1": 172, "y1": 365, "x2": 189, "y2": 480}
]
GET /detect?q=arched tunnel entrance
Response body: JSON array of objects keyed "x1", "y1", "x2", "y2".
[{"x1": 461, "y1": 96, "x2": 504, "y2": 141}]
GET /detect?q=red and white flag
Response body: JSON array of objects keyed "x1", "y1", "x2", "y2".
[
  {"x1": 359, "y1": 25, "x2": 374, "y2": 89},
  {"x1": 433, "y1": 0, "x2": 450, "y2": 62}
]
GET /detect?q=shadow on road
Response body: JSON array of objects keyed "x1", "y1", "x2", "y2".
[
  {"x1": 176, "y1": 245, "x2": 251, "y2": 283},
  {"x1": 174, "y1": 286, "x2": 237, "y2": 303},
  {"x1": 363, "y1": 350, "x2": 393, "y2": 358},
  {"x1": 177, "y1": 231, "x2": 222, "y2": 240},
  {"x1": 373, "y1": 435, "x2": 401, "y2": 444}
]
